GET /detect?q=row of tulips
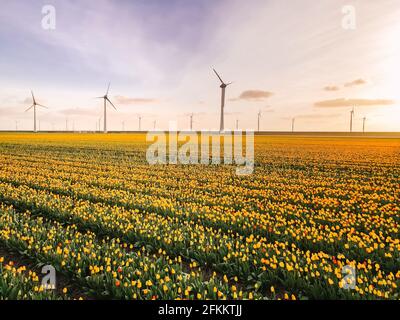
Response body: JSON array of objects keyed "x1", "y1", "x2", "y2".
[
  {"x1": 0, "y1": 165, "x2": 397, "y2": 273},
  {"x1": 0, "y1": 182, "x2": 397, "y2": 299},
  {"x1": 0, "y1": 204, "x2": 264, "y2": 300}
]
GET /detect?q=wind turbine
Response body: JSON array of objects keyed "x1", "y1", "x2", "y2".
[
  {"x1": 25, "y1": 91, "x2": 48, "y2": 133},
  {"x1": 189, "y1": 113, "x2": 194, "y2": 131},
  {"x1": 213, "y1": 68, "x2": 232, "y2": 133},
  {"x1": 96, "y1": 83, "x2": 117, "y2": 133},
  {"x1": 15, "y1": 120, "x2": 19, "y2": 132},
  {"x1": 349, "y1": 107, "x2": 355, "y2": 133},
  {"x1": 236, "y1": 119, "x2": 239, "y2": 130},
  {"x1": 122, "y1": 121, "x2": 125, "y2": 132},
  {"x1": 153, "y1": 120, "x2": 156, "y2": 130},
  {"x1": 363, "y1": 116, "x2": 366, "y2": 133},
  {"x1": 257, "y1": 110, "x2": 262, "y2": 132},
  {"x1": 138, "y1": 115, "x2": 142, "y2": 131},
  {"x1": 292, "y1": 118, "x2": 295, "y2": 133}
]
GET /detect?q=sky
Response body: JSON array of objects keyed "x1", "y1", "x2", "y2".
[{"x1": 0, "y1": 0, "x2": 399, "y2": 132}]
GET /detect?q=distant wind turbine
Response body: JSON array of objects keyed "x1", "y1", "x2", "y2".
[
  {"x1": 15, "y1": 120, "x2": 18, "y2": 131},
  {"x1": 96, "y1": 83, "x2": 117, "y2": 133},
  {"x1": 189, "y1": 113, "x2": 194, "y2": 131},
  {"x1": 138, "y1": 115, "x2": 142, "y2": 131},
  {"x1": 363, "y1": 116, "x2": 366, "y2": 133},
  {"x1": 25, "y1": 91, "x2": 48, "y2": 133},
  {"x1": 257, "y1": 110, "x2": 262, "y2": 132},
  {"x1": 292, "y1": 118, "x2": 295, "y2": 133},
  {"x1": 213, "y1": 68, "x2": 232, "y2": 133},
  {"x1": 153, "y1": 120, "x2": 156, "y2": 130},
  {"x1": 349, "y1": 107, "x2": 355, "y2": 133},
  {"x1": 236, "y1": 119, "x2": 239, "y2": 130}
]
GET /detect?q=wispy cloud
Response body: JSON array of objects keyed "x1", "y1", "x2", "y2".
[
  {"x1": 230, "y1": 90, "x2": 273, "y2": 102},
  {"x1": 344, "y1": 79, "x2": 367, "y2": 87},
  {"x1": 114, "y1": 96, "x2": 158, "y2": 105},
  {"x1": 323, "y1": 86, "x2": 340, "y2": 91},
  {"x1": 314, "y1": 98, "x2": 395, "y2": 108}
]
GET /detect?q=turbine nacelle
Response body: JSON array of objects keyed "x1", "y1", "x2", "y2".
[
  {"x1": 220, "y1": 82, "x2": 232, "y2": 89},
  {"x1": 213, "y1": 68, "x2": 232, "y2": 88}
]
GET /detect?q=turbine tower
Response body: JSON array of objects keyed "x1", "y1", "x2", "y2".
[
  {"x1": 363, "y1": 116, "x2": 366, "y2": 133},
  {"x1": 189, "y1": 113, "x2": 194, "y2": 131},
  {"x1": 236, "y1": 119, "x2": 239, "y2": 130},
  {"x1": 213, "y1": 68, "x2": 232, "y2": 133},
  {"x1": 292, "y1": 118, "x2": 295, "y2": 133},
  {"x1": 257, "y1": 110, "x2": 262, "y2": 132},
  {"x1": 25, "y1": 91, "x2": 48, "y2": 133},
  {"x1": 349, "y1": 107, "x2": 355, "y2": 133},
  {"x1": 96, "y1": 83, "x2": 117, "y2": 133}
]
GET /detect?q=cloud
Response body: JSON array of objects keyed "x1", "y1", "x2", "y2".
[
  {"x1": 114, "y1": 96, "x2": 158, "y2": 105},
  {"x1": 323, "y1": 79, "x2": 367, "y2": 91},
  {"x1": 22, "y1": 97, "x2": 32, "y2": 104},
  {"x1": 231, "y1": 90, "x2": 273, "y2": 101},
  {"x1": 344, "y1": 79, "x2": 367, "y2": 87},
  {"x1": 323, "y1": 86, "x2": 340, "y2": 91},
  {"x1": 314, "y1": 98, "x2": 395, "y2": 108}
]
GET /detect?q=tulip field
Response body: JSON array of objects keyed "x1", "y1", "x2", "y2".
[{"x1": 0, "y1": 133, "x2": 399, "y2": 300}]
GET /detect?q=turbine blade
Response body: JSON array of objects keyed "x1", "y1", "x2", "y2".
[
  {"x1": 106, "y1": 82, "x2": 111, "y2": 95},
  {"x1": 36, "y1": 103, "x2": 48, "y2": 109},
  {"x1": 95, "y1": 96, "x2": 104, "y2": 99},
  {"x1": 213, "y1": 68, "x2": 224, "y2": 84},
  {"x1": 31, "y1": 90, "x2": 35, "y2": 102},
  {"x1": 226, "y1": 82, "x2": 233, "y2": 86},
  {"x1": 25, "y1": 104, "x2": 34, "y2": 112},
  {"x1": 106, "y1": 98, "x2": 117, "y2": 110}
]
